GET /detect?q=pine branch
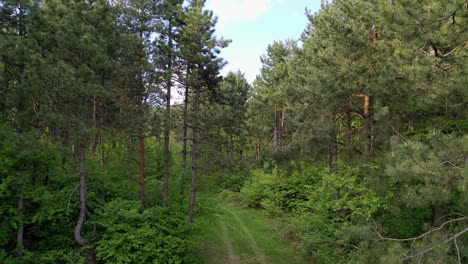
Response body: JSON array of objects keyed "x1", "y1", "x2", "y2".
[
  {"x1": 390, "y1": 125, "x2": 407, "y2": 142},
  {"x1": 435, "y1": 7, "x2": 460, "y2": 23},
  {"x1": 375, "y1": 217, "x2": 467, "y2": 242},
  {"x1": 401, "y1": 227, "x2": 468, "y2": 261},
  {"x1": 199, "y1": 140, "x2": 258, "y2": 163}
]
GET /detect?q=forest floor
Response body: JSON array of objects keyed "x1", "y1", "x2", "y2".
[{"x1": 197, "y1": 192, "x2": 304, "y2": 264}]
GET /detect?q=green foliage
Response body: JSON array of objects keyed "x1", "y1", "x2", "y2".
[
  {"x1": 0, "y1": 0, "x2": 466, "y2": 263},
  {"x1": 385, "y1": 132, "x2": 465, "y2": 211},
  {"x1": 95, "y1": 199, "x2": 198, "y2": 264},
  {"x1": 215, "y1": 170, "x2": 249, "y2": 192},
  {"x1": 240, "y1": 169, "x2": 276, "y2": 209}
]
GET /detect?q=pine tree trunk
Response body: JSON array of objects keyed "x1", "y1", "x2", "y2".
[
  {"x1": 100, "y1": 106, "x2": 104, "y2": 166},
  {"x1": 351, "y1": 94, "x2": 371, "y2": 157},
  {"x1": 75, "y1": 143, "x2": 88, "y2": 246},
  {"x1": 328, "y1": 128, "x2": 341, "y2": 220},
  {"x1": 274, "y1": 109, "x2": 282, "y2": 147},
  {"x1": 163, "y1": 96, "x2": 171, "y2": 207},
  {"x1": 139, "y1": 136, "x2": 146, "y2": 209},
  {"x1": 92, "y1": 97, "x2": 97, "y2": 155},
  {"x1": 87, "y1": 248, "x2": 96, "y2": 264},
  {"x1": 432, "y1": 206, "x2": 447, "y2": 227},
  {"x1": 281, "y1": 109, "x2": 286, "y2": 140},
  {"x1": 346, "y1": 110, "x2": 353, "y2": 162},
  {"x1": 16, "y1": 189, "x2": 24, "y2": 260},
  {"x1": 15, "y1": 19, "x2": 26, "y2": 258},
  {"x1": 163, "y1": 27, "x2": 173, "y2": 207},
  {"x1": 328, "y1": 130, "x2": 338, "y2": 175},
  {"x1": 188, "y1": 89, "x2": 200, "y2": 223},
  {"x1": 16, "y1": 125, "x2": 24, "y2": 260},
  {"x1": 181, "y1": 72, "x2": 189, "y2": 193},
  {"x1": 255, "y1": 144, "x2": 260, "y2": 160},
  {"x1": 363, "y1": 95, "x2": 371, "y2": 157}
]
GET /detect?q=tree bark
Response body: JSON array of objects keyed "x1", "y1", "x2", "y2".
[
  {"x1": 16, "y1": 190, "x2": 24, "y2": 260},
  {"x1": 281, "y1": 109, "x2": 286, "y2": 139},
  {"x1": 188, "y1": 88, "x2": 200, "y2": 223},
  {"x1": 181, "y1": 66, "x2": 190, "y2": 194},
  {"x1": 363, "y1": 95, "x2": 371, "y2": 156},
  {"x1": 274, "y1": 109, "x2": 282, "y2": 147},
  {"x1": 16, "y1": 126, "x2": 24, "y2": 260},
  {"x1": 346, "y1": 110, "x2": 353, "y2": 162},
  {"x1": 100, "y1": 105, "x2": 104, "y2": 166},
  {"x1": 15, "y1": 12, "x2": 26, "y2": 258},
  {"x1": 255, "y1": 144, "x2": 260, "y2": 160},
  {"x1": 328, "y1": 127, "x2": 341, "y2": 220},
  {"x1": 139, "y1": 136, "x2": 146, "y2": 209},
  {"x1": 75, "y1": 144, "x2": 88, "y2": 246},
  {"x1": 87, "y1": 249, "x2": 96, "y2": 264},
  {"x1": 92, "y1": 97, "x2": 98, "y2": 155},
  {"x1": 432, "y1": 206, "x2": 447, "y2": 228},
  {"x1": 163, "y1": 25, "x2": 173, "y2": 207},
  {"x1": 328, "y1": 130, "x2": 338, "y2": 175},
  {"x1": 352, "y1": 94, "x2": 371, "y2": 157}
]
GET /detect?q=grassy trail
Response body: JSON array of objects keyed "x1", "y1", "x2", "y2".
[{"x1": 198, "y1": 194, "x2": 303, "y2": 264}]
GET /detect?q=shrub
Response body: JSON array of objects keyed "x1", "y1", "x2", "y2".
[{"x1": 95, "y1": 199, "x2": 198, "y2": 264}]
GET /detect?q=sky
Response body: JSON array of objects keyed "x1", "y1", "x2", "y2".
[{"x1": 205, "y1": 0, "x2": 323, "y2": 83}]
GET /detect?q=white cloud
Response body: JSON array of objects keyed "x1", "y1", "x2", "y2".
[{"x1": 206, "y1": 0, "x2": 275, "y2": 29}]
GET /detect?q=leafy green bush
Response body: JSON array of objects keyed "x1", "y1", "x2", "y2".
[
  {"x1": 95, "y1": 199, "x2": 198, "y2": 264},
  {"x1": 216, "y1": 170, "x2": 250, "y2": 192},
  {"x1": 240, "y1": 169, "x2": 276, "y2": 208}
]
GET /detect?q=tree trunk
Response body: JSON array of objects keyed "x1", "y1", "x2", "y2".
[
  {"x1": 181, "y1": 69, "x2": 189, "y2": 194},
  {"x1": 92, "y1": 97, "x2": 98, "y2": 155},
  {"x1": 188, "y1": 89, "x2": 200, "y2": 223},
  {"x1": 255, "y1": 144, "x2": 260, "y2": 160},
  {"x1": 328, "y1": 127, "x2": 341, "y2": 220},
  {"x1": 100, "y1": 105, "x2": 104, "y2": 166},
  {"x1": 346, "y1": 110, "x2": 353, "y2": 162},
  {"x1": 75, "y1": 144, "x2": 89, "y2": 246},
  {"x1": 87, "y1": 248, "x2": 96, "y2": 264},
  {"x1": 352, "y1": 94, "x2": 371, "y2": 157},
  {"x1": 16, "y1": 129, "x2": 24, "y2": 260},
  {"x1": 139, "y1": 136, "x2": 146, "y2": 209},
  {"x1": 15, "y1": 17, "x2": 26, "y2": 257},
  {"x1": 328, "y1": 130, "x2": 338, "y2": 176},
  {"x1": 163, "y1": 99, "x2": 171, "y2": 207},
  {"x1": 163, "y1": 26, "x2": 173, "y2": 207},
  {"x1": 432, "y1": 206, "x2": 447, "y2": 228},
  {"x1": 16, "y1": 190, "x2": 24, "y2": 260},
  {"x1": 363, "y1": 95, "x2": 371, "y2": 156},
  {"x1": 281, "y1": 109, "x2": 286, "y2": 139},
  {"x1": 274, "y1": 109, "x2": 282, "y2": 147}
]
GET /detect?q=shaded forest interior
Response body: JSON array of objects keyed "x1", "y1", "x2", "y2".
[{"x1": 0, "y1": 0, "x2": 467, "y2": 263}]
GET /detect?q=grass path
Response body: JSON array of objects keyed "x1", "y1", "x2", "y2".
[
  {"x1": 198, "y1": 194, "x2": 303, "y2": 264},
  {"x1": 224, "y1": 207, "x2": 266, "y2": 264},
  {"x1": 215, "y1": 213, "x2": 239, "y2": 263}
]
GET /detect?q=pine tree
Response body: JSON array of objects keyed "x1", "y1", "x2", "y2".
[
  {"x1": 179, "y1": 0, "x2": 229, "y2": 222},
  {"x1": 0, "y1": 0, "x2": 39, "y2": 258},
  {"x1": 153, "y1": 0, "x2": 184, "y2": 207}
]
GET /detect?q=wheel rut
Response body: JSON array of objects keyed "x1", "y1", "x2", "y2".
[
  {"x1": 215, "y1": 213, "x2": 239, "y2": 264},
  {"x1": 223, "y1": 207, "x2": 267, "y2": 264}
]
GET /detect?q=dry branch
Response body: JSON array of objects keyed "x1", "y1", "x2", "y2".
[
  {"x1": 376, "y1": 217, "x2": 468, "y2": 242},
  {"x1": 401, "y1": 227, "x2": 468, "y2": 261}
]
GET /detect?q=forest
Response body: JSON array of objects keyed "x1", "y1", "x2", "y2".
[{"x1": 0, "y1": 0, "x2": 467, "y2": 263}]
